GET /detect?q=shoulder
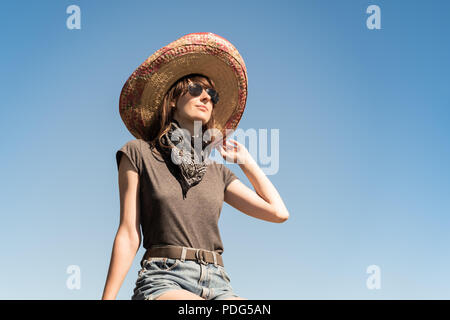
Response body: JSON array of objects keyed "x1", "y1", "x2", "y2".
[
  {"x1": 206, "y1": 158, "x2": 221, "y2": 168},
  {"x1": 139, "y1": 139, "x2": 162, "y2": 158},
  {"x1": 119, "y1": 139, "x2": 141, "y2": 151},
  {"x1": 115, "y1": 139, "x2": 143, "y2": 173},
  {"x1": 209, "y1": 160, "x2": 228, "y2": 170},
  {"x1": 207, "y1": 160, "x2": 239, "y2": 191},
  {"x1": 122, "y1": 138, "x2": 142, "y2": 148},
  {"x1": 208, "y1": 160, "x2": 233, "y2": 176}
]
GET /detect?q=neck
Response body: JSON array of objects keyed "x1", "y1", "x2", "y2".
[{"x1": 172, "y1": 116, "x2": 203, "y2": 138}]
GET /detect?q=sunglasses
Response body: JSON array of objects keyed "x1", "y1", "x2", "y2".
[{"x1": 188, "y1": 82, "x2": 220, "y2": 105}]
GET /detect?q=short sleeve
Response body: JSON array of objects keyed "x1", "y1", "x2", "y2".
[
  {"x1": 116, "y1": 139, "x2": 143, "y2": 175},
  {"x1": 222, "y1": 164, "x2": 239, "y2": 191}
]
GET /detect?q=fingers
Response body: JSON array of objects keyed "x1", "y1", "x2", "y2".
[
  {"x1": 228, "y1": 139, "x2": 240, "y2": 149},
  {"x1": 227, "y1": 140, "x2": 238, "y2": 151},
  {"x1": 216, "y1": 139, "x2": 239, "y2": 155}
]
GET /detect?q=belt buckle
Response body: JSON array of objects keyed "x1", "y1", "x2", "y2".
[{"x1": 195, "y1": 249, "x2": 208, "y2": 265}]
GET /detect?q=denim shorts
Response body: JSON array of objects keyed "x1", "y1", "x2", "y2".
[{"x1": 131, "y1": 257, "x2": 240, "y2": 300}]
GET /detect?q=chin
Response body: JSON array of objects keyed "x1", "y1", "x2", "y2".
[{"x1": 189, "y1": 114, "x2": 208, "y2": 125}]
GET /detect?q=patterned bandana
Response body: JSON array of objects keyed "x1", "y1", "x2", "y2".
[{"x1": 156, "y1": 119, "x2": 213, "y2": 199}]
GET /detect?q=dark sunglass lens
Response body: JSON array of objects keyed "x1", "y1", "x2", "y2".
[
  {"x1": 188, "y1": 83, "x2": 203, "y2": 96},
  {"x1": 206, "y1": 88, "x2": 219, "y2": 104}
]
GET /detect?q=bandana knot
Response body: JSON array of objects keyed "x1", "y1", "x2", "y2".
[{"x1": 156, "y1": 120, "x2": 213, "y2": 199}]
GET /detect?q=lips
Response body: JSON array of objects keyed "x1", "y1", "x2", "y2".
[{"x1": 196, "y1": 105, "x2": 208, "y2": 112}]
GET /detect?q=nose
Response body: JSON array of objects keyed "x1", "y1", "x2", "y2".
[{"x1": 199, "y1": 88, "x2": 211, "y2": 104}]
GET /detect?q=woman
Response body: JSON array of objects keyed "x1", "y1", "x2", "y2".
[{"x1": 101, "y1": 33, "x2": 289, "y2": 300}]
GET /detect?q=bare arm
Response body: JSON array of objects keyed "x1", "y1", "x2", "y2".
[
  {"x1": 219, "y1": 139, "x2": 290, "y2": 223},
  {"x1": 101, "y1": 155, "x2": 141, "y2": 300}
]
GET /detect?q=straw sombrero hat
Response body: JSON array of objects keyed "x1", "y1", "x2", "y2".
[{"x1": 118, "y1": 32, "x2": 248, "y2": 142}]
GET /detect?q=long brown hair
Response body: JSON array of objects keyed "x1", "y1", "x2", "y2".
[{"x1": 148, "y1": 73, "x2": 218, "y2": 150}]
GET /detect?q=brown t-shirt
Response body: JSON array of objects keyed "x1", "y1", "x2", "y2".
[{"x1": 115, "y1": 139, "x2": 239, "y2": 255}]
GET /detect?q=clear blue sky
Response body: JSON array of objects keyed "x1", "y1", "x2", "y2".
[{"x1": 1, "y1": 0, "x2": 449, "y2": 299}]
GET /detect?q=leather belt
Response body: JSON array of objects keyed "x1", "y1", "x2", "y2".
[{"x1": 142, "y1": 245, "x2": 224, "y2": 267}]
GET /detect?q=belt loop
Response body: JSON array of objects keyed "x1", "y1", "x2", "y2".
[
  {"x1": 195, "y1": 248, "x2": 200, "y2": 263},
  {"x1": 212, "y1": 251, "x2": 217, "y2": 267},
  {"x1": 181, "y1": 247, "x2": 187, "y2": 262}
]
